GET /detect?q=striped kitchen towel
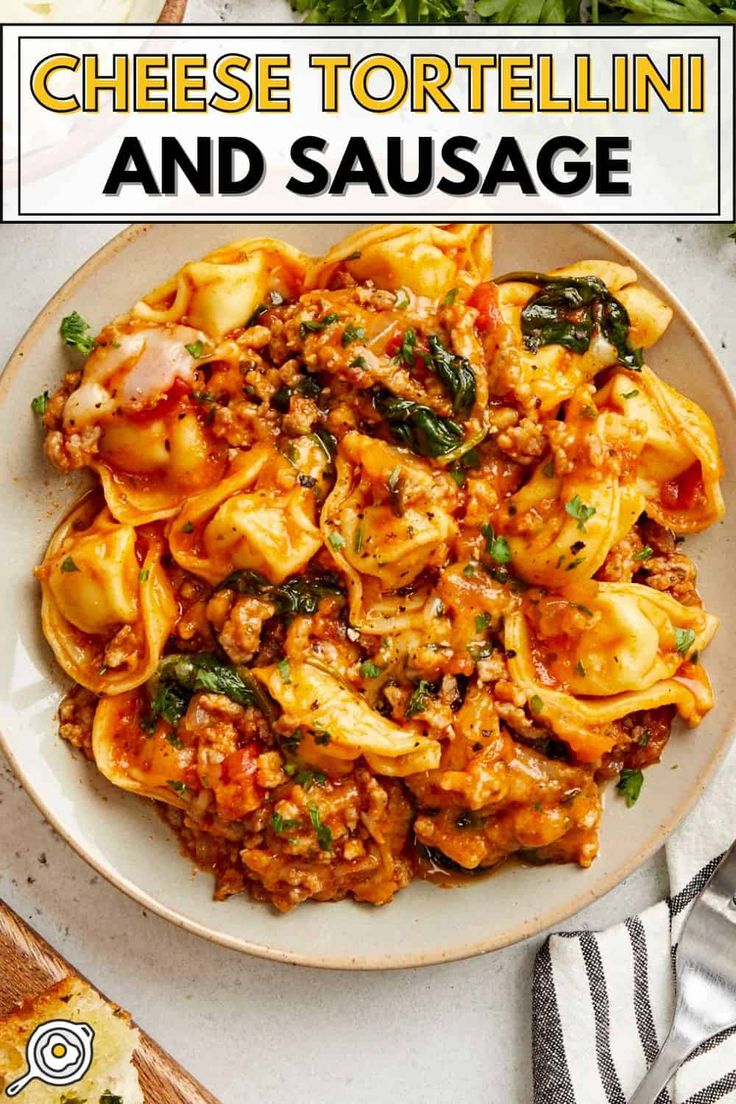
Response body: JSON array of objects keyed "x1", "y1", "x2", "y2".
[{"x1": 532, "y1": 744, "x2": 736, "y2": 1103}]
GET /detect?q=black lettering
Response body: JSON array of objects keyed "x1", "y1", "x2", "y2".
[
  {"x1": 218, "y1": 137, "x2": 265, "y2": 195},
  {"x1": 481, "y1": 137, "x2": 537, "y2": 196},
  {"x1": 161, "y1": 136, "x2": 212, "y2": 195},
  {"x1": 595, "y1": 137, "x2": 631, "y2": 196},
  {"x1": 287, "y1": 136, "x2": 329, "y2": 197},
  {"x1": 537, "y1": 136, "x2": 591, "y2": 196},
  {"x1": 103, "y1": 137, "x2": 159, "y2": 195},
  {"x1": 386, "y1": 136, "x2": 433, "y2": 197},
  {"x1": 438, "y1": 136, "x2": 481, "y2": 196},
  {"x1": 330, "y1": 137, "x2": 386, "y2": 196}
]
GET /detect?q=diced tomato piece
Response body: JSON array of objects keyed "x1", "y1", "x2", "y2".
[
  {"x1": 467, "y1": 282, "x2": 501, "y2": 336},
  {"x1": 661, "y1": 462, "x2": 704, "y2": 511},
  {"x1": 385, "y1": 332, "x2": 403, "y2": 358},
  {"x1": 221, "y1": 745, "x2": 259, "y2": 784}
]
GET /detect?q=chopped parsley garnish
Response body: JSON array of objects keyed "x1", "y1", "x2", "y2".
[
  {"x1": 342, "y1": 323, "x2": 366, "y2": 346},
  {"x1": 622, "y1": 389, "x2": 640, "y2": 399},
  {"x1": 287, "y1": 767, "x2": 326, "y2": 791},
  {"x1": 394, "y1": 291, "x2": 409, "y2": 309},
  {"x1": 354, "y1": 525, "x2": 364, "y2": 553},
  {"x1": 617, "y1": 768, "x2": 644, "y2": 807},
  {"x1": 393, "y1": 328, "x2": 418, "y2": 367},
  {"x1": 565, "y1": 494, "x2": 597, "y2": 532},
  {"x1": 634, "y1": 546, "x2": 654, "y2": 562},
  {"x1": 138, "y1": 568, "x2": 150, "y2": 582},
  {"x1": 60, "y1": 311, "x2": 97, "y2": 356},
  {"x1": 529, "y1": 694, "x2": 544, "y2": 714},
  {"x1": 299, "y1": 312, "x2": 339, "y2": 338},
  {"x1": 181, "y1": 521, "x2": 194, "y2": 533},
  {"x1": 314, "y1": 730, "x2": 332, "y2": 746},
  {"x1": 271, "y1": 813, "x2": 301, "y2": 834},
  {"x1": 574, "y1": 660, "x2": 586, "y2": 677},
  {"x1": 349, "y1": 355, "x2": 367, "y2": 370},
  {"x1": 328, "y1": 532, "x2": 345, "y2": 551},
  {"x1": 475, "y1": 612, "x2": 492, "y2": 633},
  {"x1": 277, "y1": 657, "x2": 291, "y2": 683},
  {"x1": 60, "y1": 556, "x2": 79, "y2": 573},
  {"x1": 406, "y1": 679, "x2": 434, "y2": 717},
  {"x1": 387, "y1": 465, "x2": 405, "y2": 517},
  {"x1": 360, "y1": 660, "x2": 382, "y2": 679},
  {"x1": 31, "y1": 391, "x2": 50, "y2": 416},
  {"x1": 308, "y1": 803, "x2": 333, "y2": 851},
  {"x1": 443, "y1": 287, "x2": 459, "y2": 306},
  {"x1": 185, "y1": 339, "x2": 205, "y2": 358},
  {"x1": 674, "y1": 627, "x2": 696, "y2": 656},
  {"x1": 167, "y1": 780, "x2": 187, "y2": 795},
  {"x1": 463, "y1": 562, "x2": 477, "y2": 576},
  {"x1": 481, "y1": 523, "x2": 512, "y2": 565},
  {"x1": 542, "y1": 458, "x2": 555, "y2": 478}
]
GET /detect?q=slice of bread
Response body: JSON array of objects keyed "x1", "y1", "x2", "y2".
[{"x1": 0, "y1": 974, "x2": 143, "y2": 1104}]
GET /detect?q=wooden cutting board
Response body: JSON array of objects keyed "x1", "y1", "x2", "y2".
[{"x1": 0, "y1": 900, "x2": 221, "y2": 1104}]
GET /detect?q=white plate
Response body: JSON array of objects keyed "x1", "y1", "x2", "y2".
[{"x1": 1, "y1": 222, "x2": 734, "y2": 969}]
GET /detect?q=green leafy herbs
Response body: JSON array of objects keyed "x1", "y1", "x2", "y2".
[
  {"x1": 387, "y1": 465, "x2": 406, "y2": 517},
  {"x1": 443, "y1": 287, "x2": 459, "y2": 306},
  {"x1": 634, "y1": 546, "x2": 654, "y2": 562},
  {"x1": 271, "y1": 812, "x2": 302, "y2": 834},
  {"x1": 494, "y1": 272, "x2": 643, "y2": 371},
  {"x1": 475, "y1": 612, "x2": 492, "y2": 633},
  {"x1": 622, "y1": 389, "x2": 640, "y2": 399},
  {"x1": 31, "y1": 390, "x2": 50, "y2": 416},
  {"x1": 360, "y1": 660, "x2": 383, "y2": 679},
  {"x1": 314, "y1": 730, "x2": 332, "y2": 746},
  {"x1": 373, "y1": 392, "x2": 463, "y2": 459},
  {"x1": 217, "y1": 568, "x2": 344, "y2": 616},
  {"x1": 328, "y1": 532, "x2": 346, "y2": 551},
  {"x1": 342, "y1": 322, "x2": 366, "y2": 346},
  {"x1": 290, "y1": 0, "x2": 467, "y2": 21},
  {"x1": 423, "y1": 335, "x2": 476, "y2": 418},
  {"x1": 312, "y1": 427, "x2": 338, "y2": 460},
  {"x1": 529, "y1": 694, "x2": 544, "y2": 714},
  {"x1": 185, "y1": 339, "x2": 205, "y2": 358},
  {"x1": 565, "y1": 494, "x2": 597, "y2": 532},
  {"x1": 271, "y1": 373, "x2": 322, "y2": 413},
  {"x1": 60, "y1": 311, "x2": 98, "y2": 356},
  {"x1": 481, "y1": 523, "x2": 512, "y2": 565},
  {"x1": 299, "y1": 311, "x2": 339, "y2": 339},
  {"x1": 617, "y1": 768, "x2": 644, "y2": 808},
  {"x1": 674, "y1": 627, "x2": 697, "y2": 656},
  {"x1": 143, "y1": 653, "x2": 268, "y2": 735},
  {"x1": 99, "y1": 1092, "x2": 124, "y2": 1104},
  {"x1": 167, "y1": 780, "x2": 188, "y2": 795},
  {"x1": 138, "y1": 568, "x2": 150, "y2": 582},
  {"x1": 308, "y1": 803, "x2": 333, "y2": 851},
  {"x1": 285, "y1": 764, "x2": 326, "y2": 790},
  {"x1": 393, "y1": 328, "x2": 419, "y2": 367},
  {"x1": 60, "y1": 556, "x2": 79, "y2": 573},
  {"x1": 276, "y1": 657, "x2": 291, "y2": 684},
  {"x1": 575, "y1": 660, "x2": 586, "y2": 677},
  {"x1": 542, "y1": 458, "x2": 555, "y2": 478},
  {"x1": 406, "y1": 679, "x2": 435, "y2": 717}
]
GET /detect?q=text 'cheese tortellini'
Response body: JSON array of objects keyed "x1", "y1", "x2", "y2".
[
  {"x1": 504, "y1": 582, "x2": 717, "y2": 761},
  {"x1": 133, "y1": 237, "x2": 309, "y2": 338},
  {"x1": 306, "y1": 223, "x2": 493, "y2": 300},
  {"x1": 253, "y1": 660, "x2": 441, "y2": 776},
  {"x1": 496, "y1": 399, "x2": 646, "y2": 588},
  {"x1": 321, "y1": 431, "x2": 459, "y2": 631},
  {"x1": 92, "y1": 691, "x2": 193, "y2": 808},
  {"x1": 489, "y1": 261, "x2": 672, "y2": 413},
  {"x1": 62, "y1": 322, "x2": 228, "y2": 524},
  {"x1": 597, "y1": 367, "x2": 724, "y2": 533},
  {"x1": 168, "y1": 439, "x2": 325, "y2": 586},
  {"x1": 36, "y1": 495, "x2": 177, "y2": 695}
]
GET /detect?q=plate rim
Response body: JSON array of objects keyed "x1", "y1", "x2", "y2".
[{"x1": 2, "y1": 221, "x2": 735, "y2": 971}]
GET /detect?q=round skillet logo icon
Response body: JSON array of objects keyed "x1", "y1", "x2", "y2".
[{"x1": 4, "y1": 1020, "x2": 94, "y2": 1097}]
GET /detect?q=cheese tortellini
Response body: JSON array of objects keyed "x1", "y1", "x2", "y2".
[{"x1": 37, "y1": 496, "x2": 176, "y2": 694}]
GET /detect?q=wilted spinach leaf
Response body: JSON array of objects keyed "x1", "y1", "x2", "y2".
[
  {"x1": 373, "y1": 391, "x2": 464, "y2": 458},
  {"x1": 216, "y1": 570, "x2": 345, "y2": 615}
]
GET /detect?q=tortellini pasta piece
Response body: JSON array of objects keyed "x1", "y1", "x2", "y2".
[
  {"x1": 490, "y1": 262, "x2": 672, "y2": 413},
  {"x1": 597, "y1": 367, "x2": 724, "y2": 533},
  {"x1": 133, "y1": 237, "x2": 308, "y2": 338},
  {"x1": 306, "y1": 223, "x2": 493, "y2": 300},
  {"x1": 504, "y1": 582, "x2": 717, "y2": 761},
  {"x1": 62, "y1": 322, "x2": 228, "y2": 525},
  {"x1": 36, "y1": 495, "x2": 177, "y2": 695},
  {"x1": 168, "y1": 440, "x2": 324, "y2": 586},
  {"x1": 321, "y1": 432, "x2": 459, "y2": 631},
  {"x1": 496, "y1": 407, "x2": 645, "y2": 588},
  {"x1": 92, "y1": 692, "x2": 193, "y2": 807},
  {"x1": 253, "y1": 661, "x2": 441, "y2": 776}
]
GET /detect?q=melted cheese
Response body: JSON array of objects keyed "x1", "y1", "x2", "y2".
[{"x1": 63, "y1": 325, "x2": 203, "y2": 431}]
